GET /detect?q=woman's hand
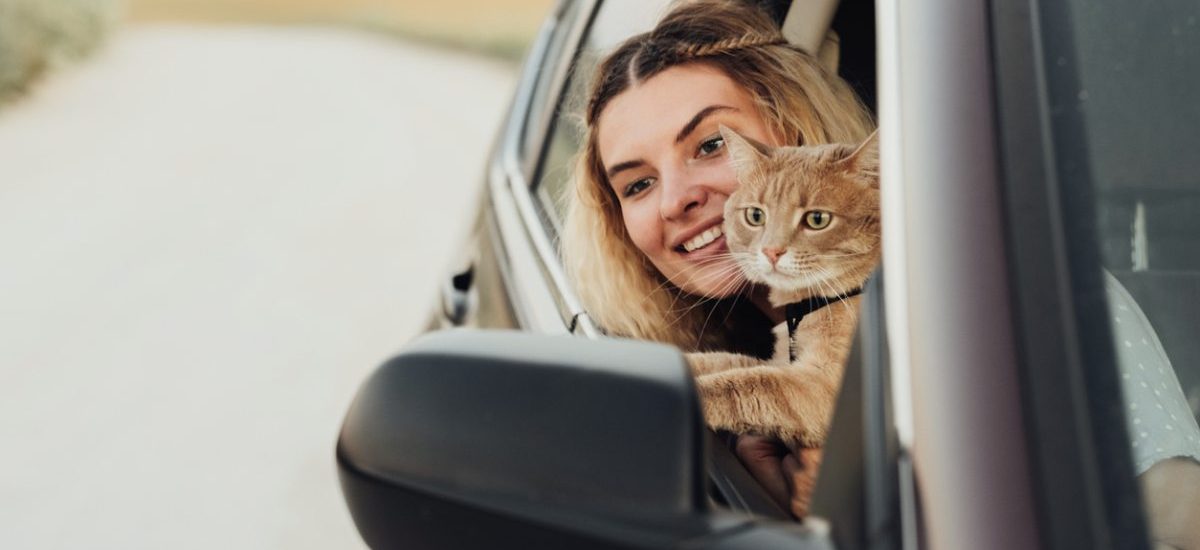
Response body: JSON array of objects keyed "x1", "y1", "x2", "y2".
[{"x1": 734, "y1": 435, "x2": 823, "y2": 519}]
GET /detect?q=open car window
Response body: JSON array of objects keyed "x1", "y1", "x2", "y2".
[{"x1": 531, "y1": 0, "x2": 672, "y2": 236}]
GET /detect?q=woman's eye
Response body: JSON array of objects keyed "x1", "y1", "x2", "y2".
[
  {"x1": 623, "y1": 178, "x2": 653, "y2": 198},
  {"x1": 697, "y1": 135, "x2": 725, "y2": 157},
  {"x1": 804, "y1": 210, "x2": 833, "y2": 230},
  {"x1": 744, "y1": 207, "x2": 766, "y2": 227}
]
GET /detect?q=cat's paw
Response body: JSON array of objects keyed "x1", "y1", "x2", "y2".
[
  {"x1": 685, "y1": 351, "x2": 761, "y2": 377},
  {"x1": 777, "y1": 425, "x2": 826, "y2": 450},
  {"x1": 684, "y1": 352, "x2": 711, "y2": 377},
  {"x1": 694, "y1": 374, "x2": 743, "y2": 432}
]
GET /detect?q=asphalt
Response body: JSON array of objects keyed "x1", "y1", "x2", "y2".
[{"x1": 0, "y1": 24, "x2": 515, "y2": 548}]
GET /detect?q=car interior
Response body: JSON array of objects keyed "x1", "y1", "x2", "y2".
[{"x1": 1082, "y1": 2, "x2": 1200, "y2": 421}]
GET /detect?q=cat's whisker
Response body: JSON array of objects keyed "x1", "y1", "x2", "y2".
[
  {"x1": 696, "y1": 277, "x2": 749, "y2": 346},
  {"x1": 670, "y1": 267, "x2": 750, "y2": 322},
  {"x1": 641, "y1": 254, "x2": 746, "y2": 312},
  {"x1": 812, "y1": 264, "x2": 854, "y2": 328},
  {"x1": 669, "y1": 267, "x2": 752, "y2": 333},
  {"x1": 661, "y1": 276, "x2": 736, "y2": 329}
]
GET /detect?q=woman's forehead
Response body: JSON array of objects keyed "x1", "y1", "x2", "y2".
[{"x1": 596, "y1": 64, "x2": 757, "y2": 162}]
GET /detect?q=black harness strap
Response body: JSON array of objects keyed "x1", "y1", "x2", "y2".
[{"x1": 784, "y1": 287, "x2": 864, "y2": 361}]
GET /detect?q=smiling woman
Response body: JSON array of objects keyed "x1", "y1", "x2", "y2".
[
  {"x1": 597, "y1": 63, "x2": 780, "y2": 299},
  {"x1": 560, "y1": 0, "x2": 872, "y2": 353},
  {"x1": 558, "y1": 0, "x2": 873, "y2": 520}
]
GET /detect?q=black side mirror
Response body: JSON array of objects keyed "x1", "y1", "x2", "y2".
[
  {"x1": 337, "y1": 330, "x2": 843, "y2": 549},
  {"x1": 337, "y1": 330, "x2": 708, "y2": 548}
]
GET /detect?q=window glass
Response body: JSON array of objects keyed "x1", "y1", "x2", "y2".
[
  {"x1": 532, "y1": 0, "x2": 673, "y2": 232},
  {"x1": 1037, "y1": 0, "x2": 1200, "y2": 537},
  {"x1": 521, "y1": 1, "x2": 583, "y2": 164}
]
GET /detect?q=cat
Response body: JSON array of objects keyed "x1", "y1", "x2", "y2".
[{"x1": 687, "y1": 126, "x2": 881, "y2": 449}]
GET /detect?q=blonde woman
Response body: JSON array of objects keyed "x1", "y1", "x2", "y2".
[{"x1": 560, "y1": 0, "x2": 873, "y2": 517}]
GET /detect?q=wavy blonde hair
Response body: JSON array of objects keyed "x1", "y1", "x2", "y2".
[{"x1": 561, "y1": 0, "x2": 874, "y2": 351}]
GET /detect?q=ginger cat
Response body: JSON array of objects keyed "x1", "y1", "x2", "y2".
[{"x1": 688, "y1": 126, "x2": 880, "y2": 449}]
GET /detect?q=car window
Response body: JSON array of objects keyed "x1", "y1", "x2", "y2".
[
  {"x1": 519, "y1": 0, "x2": 584, "y2": 173},
  {"x1": 531, "y1": 0, "x2": 673, "y2": 234},
  {"x1": 1036, "y1": 0, "x2": 1199, "y2": 531}
]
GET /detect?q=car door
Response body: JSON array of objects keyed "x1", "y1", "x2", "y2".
[
  {"x1": 435, "y1": 0, "x2": 596, "y2": 335},
  {"x1": 872, "y1": 0, "x2": 1200, "y2": 549}
]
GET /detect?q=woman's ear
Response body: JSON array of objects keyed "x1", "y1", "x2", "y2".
[
  {"x1": 836, "y1": 130, "x2": 880, "y2": 187},
  {"x1": 719, "y1": 125, "x2": 772, "y2": 177}
]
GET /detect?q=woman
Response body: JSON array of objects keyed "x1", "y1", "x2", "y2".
[{"x1": 560, "y1": 0, "x2": 873, "y2": 517}]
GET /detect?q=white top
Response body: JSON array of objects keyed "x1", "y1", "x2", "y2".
[{"x1": 1106, "y1": 271, "x2": 1200, "y2": 473}]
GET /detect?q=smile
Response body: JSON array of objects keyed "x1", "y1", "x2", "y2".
[{"x1": 682, "y1": 225, "x2": 724, "y2": 253}]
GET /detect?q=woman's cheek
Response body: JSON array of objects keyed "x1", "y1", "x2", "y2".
[
  {"x1": 622, "y1": 204, "x2": 664, "y2": 261},
  {"x1": 713, "y1": 163, "x2": 741, "y2": 196}
]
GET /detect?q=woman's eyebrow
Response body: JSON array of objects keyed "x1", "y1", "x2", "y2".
[
  {"x1": 606, "y1": 159, "x2": 645, "y2": 181},
  {"x1": 604, "y1": 105, "x2": 735, "y2": 182},
  {"x1": 675, "y1": 105, "x2": 736, "y2": 144}
]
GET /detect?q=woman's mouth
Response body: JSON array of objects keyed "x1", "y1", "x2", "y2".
[{"x1": 678, "y1": 225, "x2": 724, "y2": 253}]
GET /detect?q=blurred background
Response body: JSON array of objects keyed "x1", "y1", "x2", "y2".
[{"x1": 0, "y1": 0, "x2": 550, "y2": 547}]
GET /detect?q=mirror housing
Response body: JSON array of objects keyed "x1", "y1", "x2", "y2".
[{"x1": 336, "y1": 330, "x2": 712, "y2": 548}]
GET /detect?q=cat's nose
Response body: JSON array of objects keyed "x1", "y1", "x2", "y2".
[{"x1": 762, "y1": 248, "x2": 784, "y2": 265}]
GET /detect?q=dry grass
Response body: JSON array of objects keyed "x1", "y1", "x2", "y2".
[{"x1": 126, "y1": 0, "x2": 555, "y2": 60}]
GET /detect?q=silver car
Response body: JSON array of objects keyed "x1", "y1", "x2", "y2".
[{"x1": 337, "y1": 0, "x2": 1200, "y2": 548}]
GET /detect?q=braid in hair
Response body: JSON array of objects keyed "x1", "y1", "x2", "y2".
[{"x1": 676, "y1": 35, "x2": 788, "y2": 60}]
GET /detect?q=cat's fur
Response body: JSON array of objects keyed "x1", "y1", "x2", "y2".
[{"x1": 688, "y1": 126, "x2": 880, "y2": 449}]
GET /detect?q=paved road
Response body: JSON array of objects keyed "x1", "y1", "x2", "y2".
[{"x1": 0, "y1": 25, "x2": 515, "y2": 548}]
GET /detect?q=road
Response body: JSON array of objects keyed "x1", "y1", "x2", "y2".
[{"x1": 0, "y1": 25, "x2": 515, "y2": 548}]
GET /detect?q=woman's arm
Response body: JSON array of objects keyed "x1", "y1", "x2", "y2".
[{"x1": 1142, "y1": 458, "x2": 1200, "y2": 550}]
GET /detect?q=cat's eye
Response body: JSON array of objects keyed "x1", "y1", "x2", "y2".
[
  {"x1": 744, "y1": 207, "x2": 767, "y2": 227},
  {"x1": 804, "y1": 210, "x2": 833, "y2": 230},
  {"x1": 697, "y1": 135, "x2": 725, "y2": 157}
]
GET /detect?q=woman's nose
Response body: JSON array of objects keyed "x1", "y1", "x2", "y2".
[{"x1": 659, "y1": 172, "x2": 708, "y2": 221}]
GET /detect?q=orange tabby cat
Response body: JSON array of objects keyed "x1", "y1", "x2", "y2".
[{"x1": 688, "y1": 126, "x2": 880, "y2": 448}]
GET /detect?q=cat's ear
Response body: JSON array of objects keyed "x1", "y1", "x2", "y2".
[
  {"x1": 719, "y1": 125, "x2": 772, "y2": 176},
  {"x1": 836, "y1": 130, "x2": 880, "y2": 187}
]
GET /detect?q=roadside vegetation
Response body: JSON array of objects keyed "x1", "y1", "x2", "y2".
[
  {"x1": 0, "y1": 0, "x2": 123, "y2": 104},
  {"x1": 125, "y1": 0, "x2": 554, "y2": 62},
  {"x1": 0, "y1": 0, "x2": 549, "y2": 106}
]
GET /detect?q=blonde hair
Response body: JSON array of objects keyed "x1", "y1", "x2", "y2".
[{"x1": 561, "y1": 0, "x2": 874, "y2": 351}]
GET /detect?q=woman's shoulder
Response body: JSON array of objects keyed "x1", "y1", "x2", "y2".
[{"x1": 1104, "y1": 270, "x2": 1200, "y2": 473}]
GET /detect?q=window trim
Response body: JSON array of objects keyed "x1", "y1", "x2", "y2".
[
  {"x1": 496, "y1": 0, "x2": 600, "y2": 337},
  {"x1": 520, "y1": 0, "x2": 598, "y2": 181},
  {"x1": 879, "y1": 0, "x2": 1040, "y2": 547}
]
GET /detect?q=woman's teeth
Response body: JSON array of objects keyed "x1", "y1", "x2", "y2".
[{"x1": 683, "y1": 226, "x2": 724, "y2": 252}]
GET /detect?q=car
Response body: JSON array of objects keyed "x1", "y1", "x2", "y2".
[{"x1": 336, "y1": 0, "x2": 1200, "y2": 548}]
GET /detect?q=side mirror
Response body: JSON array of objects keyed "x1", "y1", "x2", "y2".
[
  {"x1": 337, "y1": 330, "x2": 842, "y2": 549},
  {"x1": 337, "y1": 330, "x2": 711, "y2": 548}
]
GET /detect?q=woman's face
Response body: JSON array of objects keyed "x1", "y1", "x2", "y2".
[{"x1": 597, "y1": 63, "x2": 781, "y2": 298}]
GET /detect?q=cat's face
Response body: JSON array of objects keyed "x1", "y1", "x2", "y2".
[{"x1": 721, "y1": 126, "x2": 881, "y2": 295}]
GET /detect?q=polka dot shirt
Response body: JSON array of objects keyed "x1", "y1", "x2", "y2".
[{"x1": 1106, "y1": 271, "x2": 1200, "y2": 474}]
